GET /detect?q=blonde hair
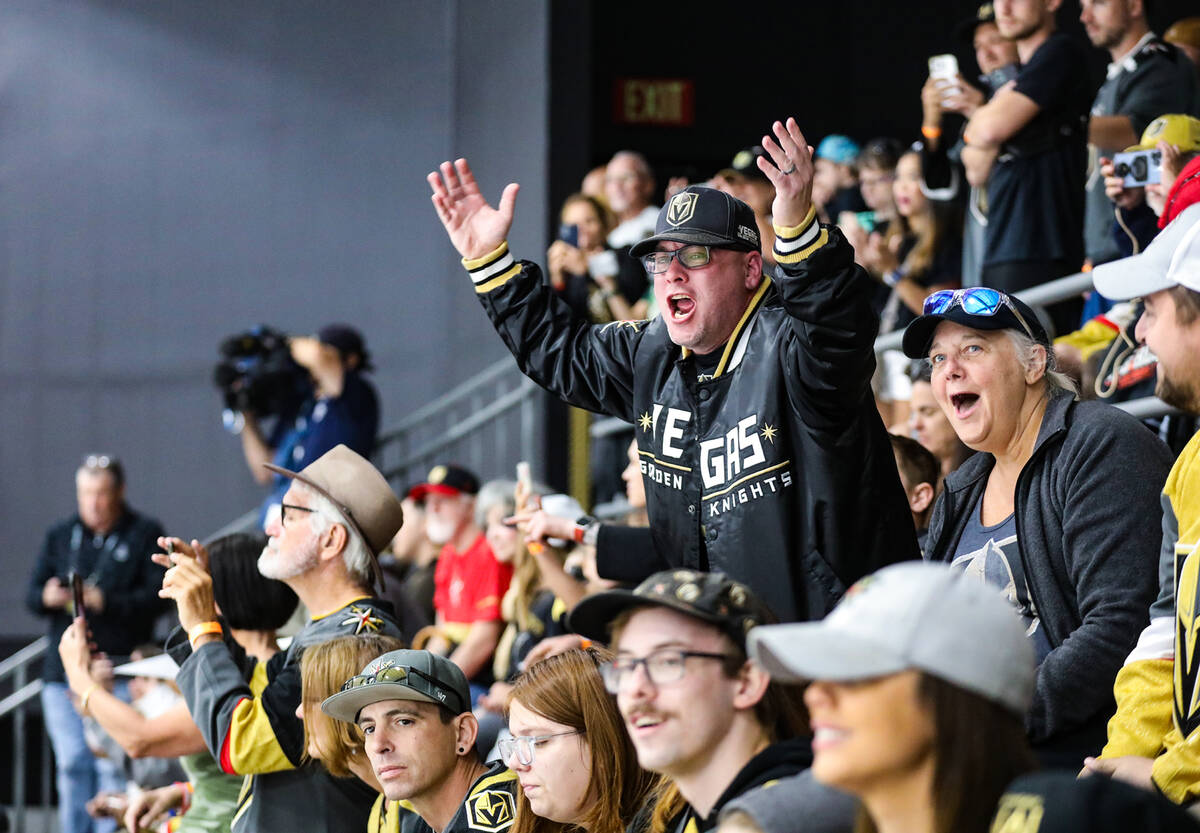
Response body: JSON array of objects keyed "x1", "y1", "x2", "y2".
[{"x1": 299, "y1": 634, "x2": 405, "y2": 776}]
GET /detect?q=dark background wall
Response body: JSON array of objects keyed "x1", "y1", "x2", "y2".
[
  {"x1": 563, "y1": 0, "x2": 1196, "y2": 196},
  {"x1": 0, "y1": 0, "x2": 549, "y2": 639}
]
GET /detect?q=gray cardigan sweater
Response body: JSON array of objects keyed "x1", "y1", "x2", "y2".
[{"x1": 925, "y1": 390, "x2": 1172, "y2": 764}]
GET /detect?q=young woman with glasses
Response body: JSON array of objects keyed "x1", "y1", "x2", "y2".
[{"x1": 502, "y1": 647, "x2": 655, "y2": 833}]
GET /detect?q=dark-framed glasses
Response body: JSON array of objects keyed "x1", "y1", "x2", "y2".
[
  {"x1": 922, "y1": 288, "x2": 1035, "y2": 341},
  {"x1": 341, "y1": 665, "x2": 466, "y2": 714},
  {"x1": 640, "y1": 245, "x2": 712, "y2": 275},
  {"x1": 279, "y1": 502, "x2": 316, "y2": 528},
  {"x1": 600, "y1": 648, "x2": 732, "y2": 693},
  {"x1": 497, "y1": 730, "x2": 581, "y2": 766}
]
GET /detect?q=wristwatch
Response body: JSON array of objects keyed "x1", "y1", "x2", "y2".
[{"x1": 574, "y1": 515, "x2": 601, "y2": 547}]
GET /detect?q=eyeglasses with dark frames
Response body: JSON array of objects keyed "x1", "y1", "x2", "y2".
[
  {"x1": 341, "y1": 664, "x2": 466, "y2": 714},
  {"x1": 600, "y1": 648, "x2": 732, "y2": 693},
  {"x1": 280, "y1": 502, "x2": 316, "y2": 528}
]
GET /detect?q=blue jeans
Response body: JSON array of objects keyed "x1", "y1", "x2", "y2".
[{"x1": 41, "y1": 682, "x2": 124, "y2": 833}]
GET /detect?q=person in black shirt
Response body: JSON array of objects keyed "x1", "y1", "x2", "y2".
[
  {"x1": 963, "y1": 0, "x2": 1093, "y2": 334},
  {"x1": 25, "y1": 454, "x2": 166, "y2": 833}
]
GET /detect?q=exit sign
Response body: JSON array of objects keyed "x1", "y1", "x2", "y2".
[{"x1": 613, "y1": 78, "x2": 695, "y2": 126}]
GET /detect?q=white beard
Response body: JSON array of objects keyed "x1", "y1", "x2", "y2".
[
  {"x1": 258, "y1": 536, "x2": 320, "y2": 580},
  {"x1": 425, "y1": 516, "x2": 456, "y2": 545}
]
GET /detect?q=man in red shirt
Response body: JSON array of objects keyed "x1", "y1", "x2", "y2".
[{"x1": 410, "y1": 464, "x2": 512, "y2": 702}]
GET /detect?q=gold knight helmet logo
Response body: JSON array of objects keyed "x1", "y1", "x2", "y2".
[
  {"x1": 467, "y1": 789, "x2": 515, "y2": 833},
  {"x1": 666, "y1": 192, "x2": 699, "y2": 227}
]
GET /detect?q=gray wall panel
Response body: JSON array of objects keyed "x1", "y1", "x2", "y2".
[{"x1": 1, "y1": 0, "x2": 550, "y2": 638}]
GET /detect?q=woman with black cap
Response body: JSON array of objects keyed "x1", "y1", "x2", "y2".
[{"x1": 900, "y1": 287, "x2": 1171, "y2": 768}]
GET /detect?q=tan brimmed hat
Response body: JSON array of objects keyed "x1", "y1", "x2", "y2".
[{"x1": 265, "y1": 444, "x2": 403, "y2": 588}]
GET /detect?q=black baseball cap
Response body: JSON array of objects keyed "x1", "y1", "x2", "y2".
[
  {"x1": 318, "y1": 324, "x2": 374, "y2": 371},
  {"x1": 629, "y1": 186, "x2": 761, "y2": 257},
  {"x1": 567, "y1": 569, "x2": 775, "y2": 647},
  {"x1": 955, "y1": 2, "x2": 997, "y2": 42},
  {"x1": 901, "y1": 288, "x2": 1049, "y2": 359},
  {"x1": 407, "y1": 463, "x2": 481, "y2": 502},
  {"x1": 727, "y1": 146, "x2": 771, "y2": 184}
]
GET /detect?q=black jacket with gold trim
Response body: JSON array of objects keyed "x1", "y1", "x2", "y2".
[
  {"x1": 367, "y1": 760, "x2": 517, "y2": 833},
  {"x1": 168, "y1": 596, "x2": 402, "y2": 833},
  {"x1": 464, "y1": 213, "x2": 918, "y2": 622}
]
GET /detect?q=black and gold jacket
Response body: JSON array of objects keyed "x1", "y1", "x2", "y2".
[
  {"x1": 169, "y1": 596, "x2": 402, "y2": 832},
  {"x1": 368, "y1": 761, "x2": 517, "y2": 833},
  {"x1": 463, "y1": 211, "x2": 917, "y2": 623}
]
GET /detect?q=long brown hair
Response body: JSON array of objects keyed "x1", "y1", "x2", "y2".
[
  {"x1": 505, "y1": 647, "x2": 655, "y2": 833},
  {"x1": 883, "y1": 150, "x2": 956, "y2": 280},
  {"x1": 299, "y1": 634, "x2": 406, "y2": 777},
  {"x1": 855, "y1": 673, "x2": 1037, "y2": 833}
]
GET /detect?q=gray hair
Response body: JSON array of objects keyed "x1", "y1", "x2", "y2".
[
  {"x1": 608, "y1": 150, "x2": 654, "y2": 182},
  {"x1": 1004, "y1": 329, "x2": 1078, "y2": 398},
  {"x1": 293, "y1": 482, "x2": 374, "y2": 586},
  {"x1": 474, "y1": 479, "x2": 517, "y2": 529}
]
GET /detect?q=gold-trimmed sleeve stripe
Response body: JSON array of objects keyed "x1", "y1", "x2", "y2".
[
  {"x1": 773, "y1": 208, "x2": 822, "y2": 263},
  {"x1": 463, "y1": 242, "x2": 519, "y2": 292}
]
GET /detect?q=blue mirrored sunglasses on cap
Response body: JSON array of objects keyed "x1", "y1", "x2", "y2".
[{"x1": 922, "y1": 288, "x2": 1035, "y2": 341}]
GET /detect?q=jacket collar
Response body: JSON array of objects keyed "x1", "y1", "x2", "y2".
[
  {"x1": 678, "y1": 276, "x2": 774, "y2": 380},
  {"x1": 942, "y1": 390, "x2": 1076, "y2": 493}
]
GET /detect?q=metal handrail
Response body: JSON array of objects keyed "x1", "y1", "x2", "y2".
[
  {"x1": 382, "y1": 377, "x2": 539, "y2": 480},
  {"x1": 0, "y1": 636, "x2": 48, "y2": 683},
  {"x1": 375, "y1": 358, "x2": 521, "y2": 446},
  {"x1": 0, "y1": 680, "x2": 43, "y2": 719}
]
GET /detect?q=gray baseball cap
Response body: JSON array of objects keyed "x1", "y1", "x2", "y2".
[
  {"x1": 321, "y1": 649, "x2": 471, "y2": 723},
  {"x1": 748, "y1": 562, "x2": 1035, "y2": 717}
]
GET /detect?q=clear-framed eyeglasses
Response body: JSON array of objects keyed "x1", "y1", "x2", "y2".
[
  {"x1": 497, "y1": 730, "x2": 581, "y2": 766},
  {"x1": 600, "y1": 648, "x2": 731, "y2": 694}
]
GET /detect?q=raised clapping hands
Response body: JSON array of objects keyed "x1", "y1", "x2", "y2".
[
  {"x1": 759, "y1": 118, "x2": 815, "y2": 228},
  {"x1": 153, "y1": 537, "x2": 217, "y2": 632},
  {"x1": 428, "y1": 159, "x2": 520, "y2": 260}
]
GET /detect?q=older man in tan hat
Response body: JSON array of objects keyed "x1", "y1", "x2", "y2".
[{"x1": 155, "y1": 444, "x2": 405, "y2": 833}]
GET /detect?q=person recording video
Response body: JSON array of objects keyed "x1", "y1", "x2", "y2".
[{"x1": 236, "y1": 324, "x2": 379, "y2": 523}]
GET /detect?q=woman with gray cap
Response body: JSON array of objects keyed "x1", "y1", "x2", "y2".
[
  {"x1": 900, "y1": 287, "x2": 1171, "y2": 767},
  {"x1": 748, "y1": 561, "x2": 1038, "y2": 833}
]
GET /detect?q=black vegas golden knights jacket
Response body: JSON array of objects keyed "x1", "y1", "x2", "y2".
[{"x1": 464, "y1": 211, "x2": 919, "y2": 622}]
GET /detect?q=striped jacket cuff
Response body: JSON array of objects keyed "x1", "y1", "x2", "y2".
[
  {"x1": 773, "y1": 206, "x2": 827, "y2": 264},
  {"x1": 463, "y1": 242, "x2": 521, "y2": 293}
]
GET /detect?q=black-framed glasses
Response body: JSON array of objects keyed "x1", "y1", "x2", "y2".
[
  {"x1": 923, "y1": 288, "x2": 1035, "y2": 342},
  {"x1": 640, "y1": 245, "x2": 712, "y2": 275},
  {"x1": 280, "y1": 502, "x2": 316, "y2": 528},
  {"x1": 497, "y1": 730, "x2": 581, "y2": 766},
  {"x1": 341, "y1": 665, "x2": 466, "y2": 714},
  {"x1": 601, "y1": 648, "x2": 732, "y2": 693}
]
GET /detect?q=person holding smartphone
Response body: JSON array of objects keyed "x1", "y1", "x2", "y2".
[
  {"x1": 547, "y1": 193, "x2": 648, "y2": 323},
  {"x1": 25, "y1": 454, "x2": 167, "y2": 833}
]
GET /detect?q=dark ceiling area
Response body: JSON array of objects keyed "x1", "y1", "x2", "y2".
[{"x1": 549, "y1": 0, "x2": 1197, "y2": 206}]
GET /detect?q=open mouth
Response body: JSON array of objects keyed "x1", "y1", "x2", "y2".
[
  {"x1": 949, "y1": 392, "x2": 979, "y2": 418},
  {"x1": 668, "y1": 294, "x2": 695, "y2": 321},
  {"x1": 629, "y1": 712, "x2": 666, "y2": 735}
]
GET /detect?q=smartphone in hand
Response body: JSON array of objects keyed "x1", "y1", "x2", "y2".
[{"x1": 71, "y1": 572, "x2": 87, "y2": 624}]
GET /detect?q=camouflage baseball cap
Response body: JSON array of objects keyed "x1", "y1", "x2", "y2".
[{"x1": 567, "y1": 569, "x2": 775, "y2": 647}]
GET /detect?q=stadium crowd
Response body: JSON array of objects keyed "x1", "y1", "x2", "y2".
[{"x1": 21, "y1": 1, "x2": 1200, "y2": 832}]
